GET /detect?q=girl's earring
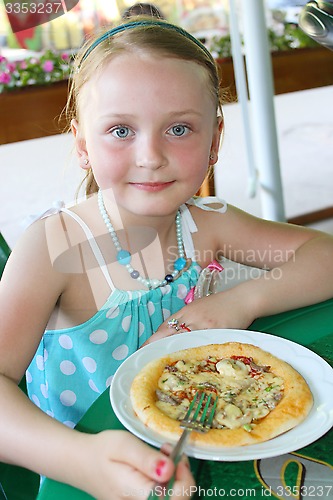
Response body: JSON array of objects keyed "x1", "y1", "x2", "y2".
[
  {"x1": 82, "y1": 157, "x2": 90, "y2": 168},
  {"x1": 209, "y1": 153, "x2": 215, "y2": 162}
]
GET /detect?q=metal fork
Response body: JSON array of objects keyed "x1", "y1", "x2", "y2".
[{"x1": 148, "y1": 391, "x2": 218, "y2": 500}]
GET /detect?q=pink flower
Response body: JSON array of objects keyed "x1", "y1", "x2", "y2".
[
  {"x1": 7, "y1": 62, "x2": 16, "y2": 73},
  {"x1": 0, "y1": 72, "x2": 11, "y2": 84},
  {"x1": 0, "y1": 55, "x2": 7, "y2": 63},
  {"x1": 20, "y1": 61, "x2": 27, "y2": 70},
  {"x1": 42, "y1": 60, "x2": 54, "y2": 72},
  {"x1": 61, "y1": 53, "x2": 69, "y2": 60}
]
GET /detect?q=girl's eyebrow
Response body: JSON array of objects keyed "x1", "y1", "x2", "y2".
[
  {"x1": 167, "y1": 110, "x2": 203, "y2": 118},
  {"x1": 99, "y1": 113, "x2": 135, "y2": 120}
]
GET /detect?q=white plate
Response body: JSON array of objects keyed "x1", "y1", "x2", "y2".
[{"x1": 110, "y1": 329, "x2": 333, "y2": 461}]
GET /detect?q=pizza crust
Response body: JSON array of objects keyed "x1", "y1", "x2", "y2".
[{"x1": 130, "y1": 342, "x2": 313, "y2": 447}]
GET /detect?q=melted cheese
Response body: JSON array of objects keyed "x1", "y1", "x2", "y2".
[{"x1": 155, "y1": 357, "x2": 284, "y2": 430}]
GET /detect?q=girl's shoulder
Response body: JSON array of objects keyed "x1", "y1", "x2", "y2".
[
  {"x1": 37, "y1": 194, "x2": 99, "y2": 239},
  {"x1": 8, "y1": 195, "x2": 97, "y2": 279},
  {"x1": 2, "y1": 214, "x2": 69, "y2": 315}
]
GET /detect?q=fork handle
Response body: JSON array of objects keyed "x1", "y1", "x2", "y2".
[
  {"x1": 168, "y1": 428, "x2": 191, "y2": 464},
  {"x1": 147, "y1": 429, "x2": 191, "y2": 500}
]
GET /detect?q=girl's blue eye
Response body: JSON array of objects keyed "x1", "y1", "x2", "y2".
[
  {"x1": 112, "y1": 126, "x2": 130, "y2": 138},
  {"x1": 170, "y1": 125, "x2": 188, "y2": 137}
]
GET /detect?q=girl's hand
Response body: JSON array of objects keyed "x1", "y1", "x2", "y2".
[
  {"x1": 75, "y1": 430, "x2": 195, "y2": 500},
  {"x1": 142, "y1": 288, "x2": 256, "y2": 347}
]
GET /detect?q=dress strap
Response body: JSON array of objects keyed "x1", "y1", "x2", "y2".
[
  {"x1": 186, "y1": 196, "x2": 227, "y2": 213},
  {"x1": 42, "y1": 206, "x2": 116, "y2": 292},
  {"x1": 179, "y1": 204, "x2": 198, "y2": 261},
  {"x1": 179, "y1": 196, "x2": 228, "y2": 260}
]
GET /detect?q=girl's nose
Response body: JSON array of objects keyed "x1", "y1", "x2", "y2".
[{"x1": 135, "y1": 135, "x2": 166, "y2": 170}]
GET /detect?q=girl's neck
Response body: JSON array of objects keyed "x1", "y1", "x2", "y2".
[
  {"x1": 96, "y1": 190, "x2": 187, "y2": 290},
  {"x1": 99, "y1": 191, "x2": 180, "y2": 242}
]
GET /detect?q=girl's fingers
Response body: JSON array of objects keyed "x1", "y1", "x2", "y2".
[
  {"x1": 111, "y1": 432, "x2": 175, "y2": 482},
  {"x1": 140, "y1": 327, "x2": 176, "y2": 347}
]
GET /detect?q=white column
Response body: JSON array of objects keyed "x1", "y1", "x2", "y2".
[
  {"x1": 240, "y1": 0, "x2": 286, "y2": 221},
  {"x1": 229, "y1": 0, "x2": 258, "y2": 198}
]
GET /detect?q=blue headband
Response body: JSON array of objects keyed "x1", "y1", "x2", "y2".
[{"x1": 80, "y1": 20, "x2": 215, "y2": 65}]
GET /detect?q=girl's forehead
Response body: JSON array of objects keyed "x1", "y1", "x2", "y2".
[
  {"x1": 98, "y1": 51, "x2": 208, "y2": 84},
  {"x1": 79, "y1": 52, "x2": 214, "y2": 114}
]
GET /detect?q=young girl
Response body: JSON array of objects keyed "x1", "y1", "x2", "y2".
[{"x1": 1, "y1": 17, "x2": 333, "y2": 500}]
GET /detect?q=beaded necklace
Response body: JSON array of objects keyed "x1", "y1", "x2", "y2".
[{"x1": 97, "y1": 190, "x2": 187, "y2": 289}]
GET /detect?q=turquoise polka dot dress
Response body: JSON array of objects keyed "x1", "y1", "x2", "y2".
[{"x1": 26, "y1": 197, "x2": 227, "y2": 427}]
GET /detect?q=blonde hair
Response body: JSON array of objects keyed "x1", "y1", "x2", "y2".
[{"x1": 66, "y1": 18, "x2": 225, "y2": 196}]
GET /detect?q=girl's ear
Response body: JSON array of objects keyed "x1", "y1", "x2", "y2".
[
  {"x1": 71, "y1": 119, "x2": 90, "y2": 170},
  {"x1": 209, "y1": 116, "x2": 224, "y2": 165}
]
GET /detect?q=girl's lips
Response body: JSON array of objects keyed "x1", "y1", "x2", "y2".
[{"x1": 129, "y1": 181, "x2": 175, "y2": 192}]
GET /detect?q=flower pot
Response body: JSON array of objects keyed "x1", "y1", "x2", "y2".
[
  {"x1": 0, "y1": 80, "x2": 69, "y2": 144},
  {"x1": 216, "y1": 46, "x2": 333, "y2": 100}
]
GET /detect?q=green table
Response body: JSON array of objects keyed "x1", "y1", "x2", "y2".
[{"x1": 37, "y1": 299, "x2": 333, "y2": 499}]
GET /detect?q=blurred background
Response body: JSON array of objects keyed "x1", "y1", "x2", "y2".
[{"x1": 0, "y1": 0, "x2": 316, "y2": 54}]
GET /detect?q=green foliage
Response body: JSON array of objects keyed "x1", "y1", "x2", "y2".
[
  {"x1": 210, "y1": 26, "x2": 319, "y2": 60},
  {"x1": 269, "y1": 25, "x2": 319, "y2": 50},
  {"x1": 210, "y1": 34, "x2": 233, "y2": 59},
  {"x1": 0, "y1": 49, "x2": 73, "y2": 93}
]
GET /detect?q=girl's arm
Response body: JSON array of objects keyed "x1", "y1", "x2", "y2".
[
  {"x1": 0, "y1": 374, "x2": 193, "y2": 499},
  {"x1": 0, "y1": 221, "x2": 194, "y2": 499},
  {"x1": 149, "y1": 205, "x2": 333, "y2": 340},
  {"x1": 213, "y1": 204, "x2": 333, "y2": 315}
]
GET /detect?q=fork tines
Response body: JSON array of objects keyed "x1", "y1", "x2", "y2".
[{"x1": 180, "y1": 390, "x2": 217, "y2": 434}]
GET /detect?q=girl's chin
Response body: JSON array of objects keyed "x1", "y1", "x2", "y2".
[
  {"x1": 116, "y1": 199, "x2": 183, "y2": 217},
  {"x1": 110, "y1": 185, "x2": 197, "y2": 214}
]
